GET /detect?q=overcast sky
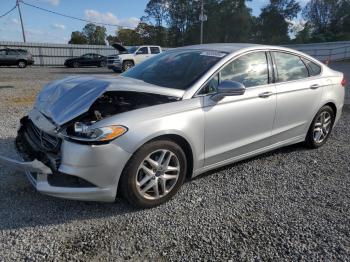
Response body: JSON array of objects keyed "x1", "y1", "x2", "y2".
[{"x1": 0, "y1": 0, "x2": 309, "y2": 44}]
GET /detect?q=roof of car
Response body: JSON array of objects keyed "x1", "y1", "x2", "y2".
[{"x1": 179, "y1": 43, "x2": 285, "y2": 53}]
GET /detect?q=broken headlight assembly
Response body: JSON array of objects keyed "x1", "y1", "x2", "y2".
[{"x1": 64, "y1": 122, "x2": 128, "y2": 143}]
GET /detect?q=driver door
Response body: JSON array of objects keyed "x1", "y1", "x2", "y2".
[
  {"x1": 134, "y1": 47, "x2": 150, "y2": 64},
  {"x1": 202, "y1": 51, "x2": 277, "y2": 166}
]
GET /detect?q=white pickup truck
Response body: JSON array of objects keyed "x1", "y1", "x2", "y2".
[{"x1": 107, "y1": 44, "x2": 162, "y2": 72}]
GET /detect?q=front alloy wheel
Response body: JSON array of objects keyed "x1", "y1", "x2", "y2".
[
  {"x1": 136, "y1": 149, "x2": 180, "y2": 200},
  {"x1": 120, "y1": 140, "x2": 187, "y2": 208}
]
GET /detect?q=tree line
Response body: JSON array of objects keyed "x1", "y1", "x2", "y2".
[{"x1": 68, "y1": 0, "x2": 350, "y2": 46}]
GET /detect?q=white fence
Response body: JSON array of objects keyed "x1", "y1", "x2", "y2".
[
  {"x1": 285, "y1": 41, "x2": 350, "y2": 62},
  {"x1": 1, "y1": 40, "x2": 350, "y2": 66},
  {"x1": 0, "y1": 41, "x2": 116, "y2": 66}
]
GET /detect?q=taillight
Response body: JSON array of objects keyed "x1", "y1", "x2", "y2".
[{"x1": 341, "y1": 77, "x2": 347, "y2": 87}]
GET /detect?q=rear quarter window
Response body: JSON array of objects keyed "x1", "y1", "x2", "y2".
[{"x1": 304, "y1": 59, "x2": 322, "y2": 76}]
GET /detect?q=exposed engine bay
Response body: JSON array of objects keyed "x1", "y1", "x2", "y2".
[
  {"x1": 76, "y1": 91, "x2": 180, "y2": 123},
  {"x1": 65, "y1": 91, "x2": 180, "y2": 138}
]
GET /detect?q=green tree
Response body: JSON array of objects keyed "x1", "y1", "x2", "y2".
[
  {"x1": 82, "y1": 23, "x2": 107, "y2": 45},
  {"x1": 117, "y1": 28, "x2": 141, "y2": 46},
  {"x1": 256, "y1": 0, "x2": 301, "y2": 44},
  {"x1": 302, "y1": 0, "x2": 350, "y2": 42},
  {"x1": 68, "y1": 31, "x2": 88, "y2": 44},
  {"x1": 106, "y1": 34, "x2": 120, "y2": 45},
  {"x1": 142, "y1": 0, "x2": 168, "y2": 45}
]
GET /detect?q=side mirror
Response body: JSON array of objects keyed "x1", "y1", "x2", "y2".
[
  {"x1": 211, "y1": 80, "x2": 246, "y2": 101},
  {"x1": 136, "y1": 51, "x2": 144, "y2": 55}
]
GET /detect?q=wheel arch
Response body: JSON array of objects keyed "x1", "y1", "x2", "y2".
[
  {"x1": 322, "y1": 102, "x2": 337, "y2": 118},
  {"x1": 122, "y1": 59, "x2": 135, "y2": 65},
  {"x1": 116, "y1": 133, "x2": 195, "y2": 198},
  {"x1": 147, "y1": 134, "x2": 194, "y2": 180},
  {"x1": 17, "y1": 59, "x2": 27, "y2": 64},
  {"x1": 125, "y1": 132, "x2": 195, "y2": 180}
]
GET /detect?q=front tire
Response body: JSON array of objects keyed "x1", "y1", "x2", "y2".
[
  {"x1": 18, "y1": 60, "x2": 27, "y2": 68},
  {"x1": 120, "y1": 140, "x2": 187, "y2": 208},
  {"x1": 305, "y1": 105, "x2": 335, "y2": 148},
  {"x1": 122, "y1": 61, "x2": 134, "y2": 72}
]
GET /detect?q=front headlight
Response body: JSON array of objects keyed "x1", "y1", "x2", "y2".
[{"x1": 67, "y1": 123, "x2": 128, "y2": 143}]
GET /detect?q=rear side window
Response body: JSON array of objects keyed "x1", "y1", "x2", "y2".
[
  {"x1": 220, "y1": 52, "x2": 269, "y2": 88},
  {"x1": 304, "y1": 59, "x2": 322, "y2": 76},
  {"x1": 150, "y1": 47, "x2": 160, "y2": 54},
  {"x1": 273, "y1": 52, "x2": 309, "y2": 82},
  {"x1": 0, "y1": 50, "x2": 6, "y2": 55}
]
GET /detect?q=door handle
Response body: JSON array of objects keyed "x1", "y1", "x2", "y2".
[
  {"x1": 310, "y1": 84, "x2": 320, "y2": 89},
  {"x1": 259, "y1": 91, "x2": 274, "y2": 98}
]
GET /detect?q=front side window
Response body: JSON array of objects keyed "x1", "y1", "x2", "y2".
[
  {"x1": 274, "y1": 52, "x2": 309, "y2": 82},
  {"x1": 0, "y1": 50, "x2": 6, "y2": 55},
  {"x1": 122, "y1": 50, "x2": 226, "y2": 90},
  {"x1": 220, "y1": 52, "x2": 269, "y2": 88},
  {"x1": 137, "y1": 47, "x2": 149, "y2": 55}
]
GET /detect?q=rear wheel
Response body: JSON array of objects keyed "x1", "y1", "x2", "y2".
[
  {"x1": 120, "y1": 140, "x2": 187, "y2": 208},
  {"x1": 305, "y1": 105, "x2": 335, "y2": 148},
  {"x1": 73, "y1": 61, "x2": 80, "y2": 68},
  {"x1": 122, "y1": 61, "x2": 134, "y2": 72},
  {"x1": 18, "y1": 60, "x2": 27, "y2": 68},
  {"x1": 99, "y1": 61, "x2": 107, "y2": 67}
]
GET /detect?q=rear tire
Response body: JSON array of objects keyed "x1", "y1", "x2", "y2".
[
  {"x1": 99, "y1": 61, "x2": 107, "y2": 67},
  {"x1": 122, "y1": 61, "x2": 134, "y2": 72},
  {"x1": 120, "y1": 140, "x2": 187, "y2": 208},
  {"x1": 73, "y1": 61, "x2": 80, "y2": 68},
  {"x1": 305, "y1": 105, "x2": 335, "y2": 149},
  {"x1": 18, "y1": 60, "x2": 27, "y2": 68}
]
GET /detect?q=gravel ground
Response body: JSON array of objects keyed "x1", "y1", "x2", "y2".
[{"x1": 0, "y1": 66, "x2": 349, "y2": 261}]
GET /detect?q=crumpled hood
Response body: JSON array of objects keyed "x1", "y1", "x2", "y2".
[{"x1": 35, "y1": 75, "x2": 185, "y2": 126}]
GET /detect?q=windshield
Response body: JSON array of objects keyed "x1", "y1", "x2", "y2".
[
  {"x1": 127, "y1": 46, "x2": 139, "y2": 54},
  {"x1": 122, "y1": 49, "x2": 227, "y2": 90}
]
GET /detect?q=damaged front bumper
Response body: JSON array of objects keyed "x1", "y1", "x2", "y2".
[
  {"x1": 0, "y1": 114, "x2": 131, "y2": 202},
  {"x1": 0, "y1": 156, "x2": 52, "y2": 186}
]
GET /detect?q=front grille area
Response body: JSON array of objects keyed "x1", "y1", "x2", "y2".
[
  {"x1": 16, "y1": 117, "x2": 62, "y2": 171},
  {"x1": 26, "y1": 119, "x2": 60, "y2": 152},
  {"x1": 107, "y1": 55, "x2": 120, "y2": 65}
]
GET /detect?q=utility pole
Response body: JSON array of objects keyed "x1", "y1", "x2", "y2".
[
  {"x1": 16, "y1": 0, "x2": 26, "y2": 42},
  {"x1": 200, "y1": 0, "x2": 204, "y2": 44},
  {"x1": 198, "y1": 0, "x2": 207, "y2": 44}
]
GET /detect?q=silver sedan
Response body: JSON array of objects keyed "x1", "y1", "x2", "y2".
[{"x1": 0, "y1": 44, "x2": 346, "y2": 208}]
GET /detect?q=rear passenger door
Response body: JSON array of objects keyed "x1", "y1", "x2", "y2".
[
  {"x1": 6, "y1": 49, "x2": 19, "y2": 65},
  {"x1": 271, "y1": 51, "x2": 325, "y2": 141}
]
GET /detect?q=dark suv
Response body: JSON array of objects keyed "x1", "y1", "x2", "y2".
[{"x1": 0, "y1": 48, "x2": 34, "y2": 68}]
